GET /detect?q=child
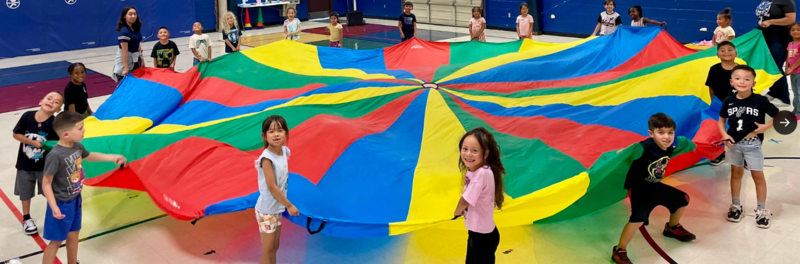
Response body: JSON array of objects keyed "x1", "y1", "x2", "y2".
[
  {"x1": 593, "y1": 0, "x2": 622, "y2": 36},
  {"x1": 12, "y1": 92, "x2": 63, "y2": 235},
  {"x1": 256, "y1": 115, "x2": 300, "y2": 264},
  {"x1": 42, "y1": 111, "x2": 126, "y2": 264},
  {"x1": 783, "y1": 23, "x2": 800, "y2": 119},
  {"x1": 628, "y1": 6, "x2": 665, "y2": 27},
  {"x1": 720, "y1": 65, "x2": 779, "y2": 228},
  {"x1": 284, "y1": 8, "x2": 302, "y2": 41},
  {"x1": 64, "y1": 63, "x2": 93, "y2": 117},
  {"x1": 453, "y1": 127, "x2": 505, "y2": 264},
  {"x1": 516, "y1": 3, "x2": 534, "y2": 40},
  {"x1": 469, "y1": 7, "x2": 486, "y2": 41},
  {"x1": 398, "y1": 1, "x2": 417, "y2": 41},
  {"x1": 189, "y1": 22, "x2": 212, "y2": 65},
  {"x1": 612, "y1": 113, "x2": 696, "y2": 264},
  {"x1": 713, "y1": 8, "x2": 735, "y2": 45},
  {"x1": 150, "y1": 27, "x2": 180, "y2": 70},
  {"x1": 705, "y1": 41, "x2": 739, "y2": 166},
  {"x1": 223, "y1": 11, "x2": 242, "y2": 53},
  {"x1": 327, "y1": 12, "x2": 343, "y2": 47}
]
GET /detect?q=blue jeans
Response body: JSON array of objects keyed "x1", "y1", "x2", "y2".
[
  {"x1": 193, "y1": 57, "x2": 200, "y2": 66},
  {"x1": 790, "y1": 74, "x2": 800, "y2": 115},
  {"x1": 764, "y1": 31, "x2": 790, "y2": 104}
]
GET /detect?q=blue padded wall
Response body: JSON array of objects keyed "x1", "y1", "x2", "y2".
[{"x1": 196, "y1": 0, "x2": 217, "y2": 31}]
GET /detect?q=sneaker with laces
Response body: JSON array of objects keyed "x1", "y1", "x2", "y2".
[
  {"x1": 23, "y1": 219, "x2": 38, "y2": 235},
  {"x1": 663, "y1": 223, "x2": 696, "y2": 242},
  {"x1": 755, "y1": 209, "x2": 772, "y2": 229},
  {"x1": 727, "y1": 204, "x2": 744, "y2": 222},
  {"x1": 709, "y1": 153, "x2": 725, "y2": 166},
  {"x1": 612, "y1": 246, "x2": 633, "y2": 264}
]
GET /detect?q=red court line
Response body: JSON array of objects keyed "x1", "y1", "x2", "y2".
[{"x1": 0, "y1": 186, "x2": 63, "y2": 264}]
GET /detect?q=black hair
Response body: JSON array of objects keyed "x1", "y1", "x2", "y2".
[
  {"x1": 330, "y1": 11, "x2": 339, "y2": 18},
  {"x1": 716, "y1": 40, "x2": 736, "y2": 50},
  {"x1": 732, "y1": 65, "x2": 756, "y2": 79},
  {"x1": 719, "y1": 8, "x2": 732, "y2": 20},
  {"x1": 261, "y1": 115, "x2": 289, "y2": 147},
  {"x1": 472, "y1": 6, "x2": 482, "y2": 17},
  {"x1": 116, "y1": 6, "x2": 142, "y2": 32},
  {"x1": 404, "y1": 1, "x2": 413, "y2": 7},
  {"x1": 604, "y1": 0, "x2": 616, "y2": 7},
  {"x1": 629, "y1": 5, "x2": 643, "y2": 16},
  {"x1": 648, "y1": 113, "x2": 676, "y2": 131},
  {"x1": 519, "y1": 3, "x2": 529, "y2": 12},
  {"x1": 54, "y1": 111, "x2": 84, "y2": 134},
  {"x1": 67, "y1": 62, "x2": 85, "y2": 75},
  {"x1": 158, "y1": 26, "x2": 169, "y2": 32}
]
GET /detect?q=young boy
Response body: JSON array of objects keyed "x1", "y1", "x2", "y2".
[
  {"x1": 398, "y1": 1, "x2": 417, "y2": 42},
  {"x1": 151, "y1": 27, "x2": 181, "y2": 70},
  {"x1": 705, "y1": 41, "x2": 739, "y2": 166},
  {"x1": 612, "y1": 113, "x2": 696, "y2": 264},
  {"x1": 719, "y1": 65, "x2": 779, "y2": 228},
  {"x1": 189, "y1": 22, "x2": 212, "y2": 66},
  {"x1": 12, "y1": 92, "x2": 64, "y2": 235},
  {"x1": 42, "y1": 111, "x2": 126, "y2": 264}
]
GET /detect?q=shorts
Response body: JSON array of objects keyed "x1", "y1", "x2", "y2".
[
  {"x1": 255, "y1": 210, "x2": 282, "y2": 234},
  {"x1": 726, "y1": 138, "x2": 764, "y2": 171},
  {"x1": 193, "y1": 58, "x2": 200, "y2": 66},
  {"x1": 44, "y1": 195, "x2": 82, "y2": 241},
  {"x1": 14, "y1": 170, "x2": 43, "y2": 201},
  {"x1": 329, "y1": 41, "x2": 341, "y2": 47},
  {"x1": 629, "y1": 183, "x2": 689, "y2": 224}
]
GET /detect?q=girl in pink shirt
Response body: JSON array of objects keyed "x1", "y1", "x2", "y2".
[
  {"x1": 784, "y1": 23, "x2": 800, "y2": 118},
  {"x1": 454, "y1": 127, "x2": 506, "y2": 264},
  {"x1": 469, "y1": 7, "x2": 486, "y2": 41},
  {"x1": 516, "y1": 3, "x2": 534, "y2": 40}
]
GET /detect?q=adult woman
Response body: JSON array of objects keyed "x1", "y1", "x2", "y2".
[
  {"x1": 113, "y1": 6, "x2": 145, "y2": 82},
  {"x1": 757, "y1": 0, "x2": 796, "y2": 105}
]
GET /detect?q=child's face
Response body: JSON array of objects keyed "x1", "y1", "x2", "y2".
[
  {"x1": 717, "y1": 15, "x2": 730, "y2": 27},
  {"x1": 39, "y1": 92, "x2": 64, "y2": 113},
  {"x1": 648, "y1": 127, "x2": 675, "y2": 150},
  {"x1": 126, "y1": 9, "x2": 138, "y2": 24},
  {"x1": 227, "y1": 15, "x2": 235, "y2": 26},
  {"x1": 717, "y1": 45, "x2": 737, "y2": 62},
  {"x1": 263, "y1": 121, "x2": 287, "y2": 148},
  {"x1": 193, "y1": 22, "x2": 203, "y2": 34},
  {"x1": 331, "y1": 16, "x2": 338, "y2": 24},
  {"x1": 64, "y1": 121, "x2": 86, "y2": 142},
  {"x1": 605, "y1": 2, "x2": 615, "y2": 12},
  {"x1": 730, "y1": 69, "x2": 756, "y2": 94},
  {"x1": 520, "y1": 6, "x2": 529, "y2": 15},
  {"x1": 158, "y1": 29, "x2": 170, "y2": 40},
  {"x1": 70, "y1": 65, "x2": 86, "y2": 84},
  {"x1": 473, "y1": 9, "x2": 480, "y2": 18},
  {"x1": 460, "y1": 135, "x2": 487, "y2": 171},
  {"x1": 628, "y1": 8, "x2": 640, "y2": 19},
  {"x1": 288, "y1": 9, "x2": 296, "y2": 19},
  {"x1": 791, "y1": 25, "x2": 800, "y2": 39},
  {"x1": 404, "y1": 5, "x2": 413, "y2": 14}
]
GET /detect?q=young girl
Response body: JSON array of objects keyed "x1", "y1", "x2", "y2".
[
  {"x1": 256, "y1": 115, "x2": 299, "y2": 264},
  {"x1": 469, "y1": 7, "x2": 486, "y2": 41},
  {"x1": 705, "y1": 41, "x2": 739, "y2": 166},
  {"x1": 516, "y1": 3, "x2": 534, "y2": 40},
  {"x1": 628, "y1": 6, "x2": 665, "y2": 27},
  {"x1": 713, "y1": 8, "x2": 735, "y2": 45},
  {"x1": 64, "y1": 62, "x2": 93, "y2": 117},
  {"x1": 326, "y1": 12, "x2": 343, "y2": 47},
  {"x1": 592, "y1": 0, "x2": 622, "y2": 36},
  {"x1": 454, "y1": 127, "x2": 506, "y2": 264},
  {"x1": 283, "y1": 8, "x2": 302, "y2": 41},
  {"x1": 223, "y1": 11, "x2": 242, "y2": 53},
  {"x1": 784, "y1": 23, "x2": 800, "y2": 120}
]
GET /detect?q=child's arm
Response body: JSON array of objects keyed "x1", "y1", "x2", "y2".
[
  {"x1": 398, "y1": 20, "x2": 404, "y2": 39},
  {"x1": 236, "y1": 32, "x2": 242, "y2": 51},
  {"x1": 711, "y1": 33, "x2": 717, "y2": 45},
  {"x1": 171, "y1": 54, "x2": 177, "y2": 70},
  {"x1": 191, "y1": 48, "x2": 204, "y2": 62},
  {"x1": 139, "y1": 46, "x2": 145, "y2": 67},
  {"x1": 87, "y1": 106, "x2": 94, "y2": 115},
  {"x1": 413, "y1": 22, "x2": 417, "y2": 38},
  {"x1": 528, "y1": 19, "x2": 534, "y2": 37},
  {"x1": 42, "y1": 175, "x2": 65, "y2": 219},
  {"x1": 120, "y1": 42, "x2": 130, "y2": 75},
  {"x1": 224, "y1": 36, "x2": 235, "y2": 51},
  {"x1": 516, "y1": 20, "x2": 521, "y2": 38},
  {"x1": 469, "y1": 21, "x2": 474, "y2": 39},
  {"x1": 207, "y1": 45, "x2": 213, "y2": 61},
  {"x1": 285, "y1": 24, "x2": 290, "y2": 39},
  {"x1": 13, "y1": 134, "x2": 43, "y2": 148},
  {"x1": 592, "y1": 23, "x2": 601, "y2": 36},
  {"x1": 454, "y1": 197, "x2": 470, "y2": 217},
  {"x1": 293, "y1": 22, "x2": 303, "y2": 35},
  {"x1": 643, "y1": 18, "x2": 665, "y2": 26},
  {"x1": 68, "y1": 104, "x2": 77, "y2": 112},
  {"x1": 750, "y1": 119, "x2": 775, "y2": 138},
  {"x1": 478, "y1": 20, "x2": 486, "y2": 38},
  {"x1": 786, "y1": 50, "x2": 800, "y2": 73},
  {"x1": 86, "y1": 152, "x2": 126, "y2": 164},
  {"x1": 718, "y1": 118, "x2": 734, "y2": 146},
  {"x1": 261, "y1": 158, "x2": 300, "y2": 216},
  {"x1": 338, "y1": 27, "x2": 343, "y2": 44}
]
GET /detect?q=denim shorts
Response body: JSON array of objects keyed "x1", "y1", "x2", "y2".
[{"x1": 726, "y1": 138, "x2": 764, "y2": 171}]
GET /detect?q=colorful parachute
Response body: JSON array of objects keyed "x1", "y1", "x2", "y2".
[{"x1": 63, "y1": 27, "x2": 780, "y2": 237}]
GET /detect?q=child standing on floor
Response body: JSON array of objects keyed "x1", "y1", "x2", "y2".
[
  {"x1": 516, "y1": 3, "x2": 534, "y2": 40},
  {"x1": 705, "y1": 41, "x2": 739, "y2": 166},
  {"x1": 612, "y1": 113, "x2": 696, "y2": 264},
  {"x1": 783, "y1": 23, "x2": 800, "y2": 119},
  {"x1": 593, "y1": 0, "x2": 622, "y2": 36},
  {"x1": 713, "y1": 8, "x2": 735, "y2": 45},
  {"x1": 189, "y1": 22, "x2": 212, "y2": 65},
  {"x1": 42, "y1": 111, "x2": 126, "y2": 264},
  {"x1": 399, "y1": 1, "x2": 417, "y2": 41},
  {"x1": 469, "y1": 7, "x2": 486, "y2": 41},
  {"x1": 327, "y1": 12, "x2": 343, "y2": 47},
  {"x1": 284, "y1": 8, "x2": 302, "y2": 41},
  {"x1": 150, "y1": 27, "x2": 180, "y2": 70},
  {"x1": 223, "y1": 11, "x2": 243, "y2": 53},
  {"x1": 720, "y1": 65, "x2": 779, "y2": 228},
  {"x1": 12, "y1": 92, "x2": 63, "y2": 236},
  {"x1": 453, "y1": 127, "x2": 505, "y2": 264},
  {"x1": 256, "y1": 115, "x2": 300, "y2": 264},
  {"x1": 64, "y1": 63, "x2": 93, "y2": 117},
  {"x1": 628, "y1": 6, "x2": 665, "y2": 27}
]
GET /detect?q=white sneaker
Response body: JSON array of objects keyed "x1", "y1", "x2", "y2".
[
  {"x1": 23, "y1": 219, "x2": 38, "y2": 235},
  {"x1": 755, "y1": 209, "x2": 772, "y2": 229}
]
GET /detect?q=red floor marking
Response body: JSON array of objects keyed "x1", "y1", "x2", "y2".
[{"x1": 0, "y1": 186, "x2": 62, "y2": 264}]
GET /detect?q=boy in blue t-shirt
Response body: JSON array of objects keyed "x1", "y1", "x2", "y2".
[{"x1": 398, "y1": 1, "x2": 417, "y2": 41}]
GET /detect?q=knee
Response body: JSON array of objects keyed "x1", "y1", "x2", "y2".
[{"x1": 751, "y1": 173, "x2": 767, "y2": 185}]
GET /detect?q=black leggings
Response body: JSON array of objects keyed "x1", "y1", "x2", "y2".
[{"x1": 466, "y1": 227, "x2": 500, "y2": 264}]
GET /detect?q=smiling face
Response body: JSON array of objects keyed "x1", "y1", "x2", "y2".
[
  {"x1": 648, "y1": 127, "x2": 675, "y2": 151},
  {"x1": 193, "y1": 22, "x2": 203, "y2": 34},
  {"x1": 604, "y1": 2, "x2": 615, "y2": 12},
  {"x1": 460, "y1": 135, "x2": 487, "y2": 171},
  {"x1": 404, "y1": 4, "x2": 413, "y2": 14},
  {"x1": 717, "y1": 14, "x2": 730, "y2": 28},
  {"x1": 263, "y1": 121, "x2": 287, "y2": 149},
  {"x1": 520, "y1": 5, "x2": 529, "y2": 16},
  {"x1": 70, "y1": 65, "x2": 86, "y2": 85},
  {"x1": 158, "y1": 28, "x2": 170, "y2": 41},
  {"x1": 628, "y1": 8, "x2": 640, "y2": 20},
  {"x1": 473, "y1": 8, "x2": 480, "y2": 18},
  {"x1": 717, "y1": 44, "x2": 737, "y2": 62},
  {"x1": 227, "y1": 14, "x2": 235, "y2": 26},
  {"x1": 730, "y1": 69, "x2": 756, "y2": 95},
  {"x1": 287, "y1": 9, "x2": 296, "y2": 19},
  {"x1": 40, "y1": 92, "x2": 64, "y2": 114},
  {"x1": 791, "y1": 24, "x2": 800, "y2": 40},
  {"x1": 126, "y1": 9, "x2": 137, "y2": 25}
]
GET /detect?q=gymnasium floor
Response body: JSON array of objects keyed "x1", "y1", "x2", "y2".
[{"x1": 1, "y1": 18, "x2": 799, "y2": 264}]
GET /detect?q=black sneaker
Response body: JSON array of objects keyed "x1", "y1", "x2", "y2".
[
  {"x1": 755, "y1": 209, "x2": 772, "y2": 229},
  {"x1": 663, "y1": 223, "x2": 697, "y2": 242},
  {"x1": 710, "y1": 153, "x2": 725, "y2": 166},
  {"x1": 727, "y1": 204, "x2": 744, "y2": 222}
]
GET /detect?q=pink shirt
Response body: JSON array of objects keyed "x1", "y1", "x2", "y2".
[
  {"x1": 469, "y1": 17, "x2": 486, "y2": 41},
  {"x1": 462, "y1": 165, "x2": 496, "y2": 233},
  {"x1": 788, "y1": 42, "x2": 800, "y2": 74},
  {"x1": 516, "y1": 15, "x2": 534, "y2": 39}
]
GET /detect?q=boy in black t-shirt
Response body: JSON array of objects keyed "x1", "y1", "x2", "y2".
[
  {"x1": 12, "y1": 91, "x2": 64, "y2": 235},
  {"x1": 398, "y1": 1, "x2": 417, "y2": 42},
  {"x1": 612, "y1": 113, "x2": 696, "y2": 264},
  {"x1": 719, "y1": 65, "x2": 779, "y2": 228},
  {"x1": 151, "y1": 27, "x2": 180, "y2": 70},
  {"x1": 705, "y1": 41, "x2": 739, "y2": 166}
]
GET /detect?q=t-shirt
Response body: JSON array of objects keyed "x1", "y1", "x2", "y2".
[
  {"x1": 64, "y1": 82, "x2": 89, "y2": 114},
  {"x1": 327, "y1": 24, "x2": 343, "y2": 41},
  {"x1": 516, "y1": 14, "x2": 534, "y2": 38},
  {"x1": 470, "y1": 17, "x2": 486, "y2": 41},
  {"x1": 705, "y1": 63, "x2": 737, "y2": 102},
  {"x1": 150, "y1": 41, "x2": 180, "y2": 68},
  {"x1": 399, "y1": 13, "x2": 417, "y2": 37},
  {"x1": 756, "y1": 0, "x2": 797, "y2": 38},
  {"x1": 13, "y1": 111, "x2": 58, "y2": 171},
  {"x1": 787, "y1": 41, "x2": 800, "y2": 74},
  {"x1": 117, "y1": 25, "x2": 142, "y2": 53},
  {"x1": 462, "y1": 165, "x2": 496, "y2": 234},
  {"x1": 189, "y1": 34, "x2": 210, "y2": 59},
  {"x1": 223, "y1": 28, "x2": 242, "y2": 53},
  {"x1": 284, "y1": 18, "x2": 301, "y2": 40},
  {"x1": 43, "y1": 142, "x2": 90, "y2": 202},
  {"x1": 597, "y1": 12, "x2": 622, "y2": 36},
  {"x1": 714, "y1": 26, "x2": 736, "y2": 44},
  {"x1": 624, "y1": 138, "x2": 680, "y2": 190},
  {"x1": 255, "y1": 146, "x2": 291, "y2": 214},
  {"x1": 631, "y1": 19, "x2": 644, "y2": 27},
  {"x1": 720, "y1": 94, "x2": 780, "y2": 143}
]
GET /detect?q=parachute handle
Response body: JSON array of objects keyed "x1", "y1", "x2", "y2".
[{"x1": 306, "y1": 217, "x2": 327, "y2": 235}]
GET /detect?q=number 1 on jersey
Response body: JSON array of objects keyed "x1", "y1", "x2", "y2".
[{"x1": 737, "y1": 119, "x2": 743, "y2": 131}]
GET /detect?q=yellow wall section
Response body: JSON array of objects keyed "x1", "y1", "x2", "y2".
[{"x1": 84, "y1": 116, "x2": 153, "y2": 138}]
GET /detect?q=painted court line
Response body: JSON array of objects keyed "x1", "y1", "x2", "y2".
[{"x1": 0, "y1": 186, "x2": 62, "y2": 264}]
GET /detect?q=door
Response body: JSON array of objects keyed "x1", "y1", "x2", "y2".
[{"x1": 308, "y1": 0, "x2": 331, "y2": 19}]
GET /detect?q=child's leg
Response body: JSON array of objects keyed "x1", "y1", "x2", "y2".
[
  {"x1": 669, "y1": 207, "x2": 687, "y2": 227},
  {"x1": 21, "y1": 200, "x2": 31, "y2": 215},
  {"x1": 256, "y1": 211, "x2": 282, "y2": 264},
  {"x1": 751, "y1": 170, "x2": 768, "y2": 206},
  {"x1": 728, "y1": 143, "x2": 746, "y2": 201},
  {"x1": 66, "y1": 231, "x2": 80, "y2": 264},
  {"x1": 42, "y1": 240, "x2": 63, "y2": 264},
  {"x1": 791, "y1": 74, "x2": 800, "y2": 115},
  {"x1": 741, "y1": 140, "x2": 767, "y2": 207},
  {"x1": 617, "y1": 222, "x2": 643, "y2": 249}
]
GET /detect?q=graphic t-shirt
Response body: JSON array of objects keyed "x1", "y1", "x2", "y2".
[
  {"x1": 624, "y1": 138, "x2": 675, "y2": 190},
  {"x1": 117, "y1": 25, "x2": 142, "y2": 52},
  {"x1": 597, "y1": 11, "x2": 622, "y2": 36},
  {"x1": 284, "y1": 18, "x2": 301, "y2": 40},
  {"x1": 150, "y1": 41, "x2": 181, "y2": 68},
  {"x1": 43, "y1": 142, "x2": 90, "y2": 202},
  {"x1": 13, "y1": 111, "x2": 58, "y2": 171},
  {"x1": 64, "y1": 82, "x2": 89, "y2": 114},
  {"x1": 399, "y1": 13, "x2": 417, "y2": 38},
  {"x1": 223, "y1": 28, "x2": 242, "y2": 53},
  {"x1": 757, "y1": 0, "x2": 797, "y2": 38},
  {"x1": 787, "y1": 41, "x2": 800, "y2": 74},
  {"x1": 705, "y1": 63, "x2": 737, "y2": 102},
  {"x1": 462, "y1": 165, "x2": 496, "y2": 234},
  {"x1": 720, "y1": 94, "x2": 780, "y2": 142},
  {"x1": 255, "y1": 146, "x2": 291, "y2": 214},
  {"x1": 189, "y1": 34, "x2": 210, "y2": 59},
  {"x1": 714, "y1": 26, "x2": 736, "y2": 44},
  {"x1": 516, "y1": 14, "x2": 534, "y2": 38}
]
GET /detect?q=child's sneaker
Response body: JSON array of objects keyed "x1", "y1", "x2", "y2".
[
  {"x1": 22, "y1": 219, "x2": 38, "y2": 235},
  {"x1": 663, "y1": 223, "x2": 696, "y2": 242},
  {"x1": 709, "y1": 154, "x2": 725, "y2": 166},
  {"x1": 755, "y1": 209, "x2": 772, "y2": 229},
  {"x1": 612, "y1": 246, "x2": 633, "y2": 264},
  {"x1": 727, "y1": 204, "x2": 744, "y2": 222}
]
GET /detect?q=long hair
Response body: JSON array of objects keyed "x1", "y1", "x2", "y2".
[
  {"x1": 261, "y1": 115, "x2": 289, "y2": 148},
  {"x1": 222, "y1": 11, "x2": 239, "y2": 35},
  {"x1": 116, "y1": 6, "x2": 142, "y2": 32},
  {"x1": 458, "y1": 127, "x2": 506, "y2": 209}
]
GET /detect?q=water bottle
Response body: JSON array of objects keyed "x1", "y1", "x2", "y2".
[{"x1": 355, "y1": 43, "x2": 358, "y2": 50}]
